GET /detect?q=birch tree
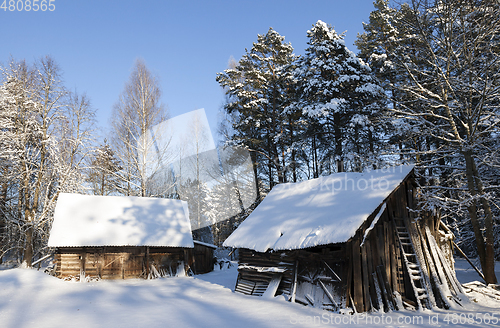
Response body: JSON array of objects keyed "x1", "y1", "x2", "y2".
[
  {"x1": 176, "y1": 112, "x2": 213, "y2": 230},
  {"x1": 111, "y1": 58, "x2": 169, "y2": 197}
]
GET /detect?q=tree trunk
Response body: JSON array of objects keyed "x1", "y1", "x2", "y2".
[
  {"x1": 249, "y1": 150, "x2": 261, "y2": 200},
  {"x1": 23, "y1": 224, "x2": 33, "y2": 267},
  {"x1": 312, "y1": 134, "x2": 319, "y2": 178},
  {"x1": 334, "y1": 112, "x2": 343, "y2": 173},
  {"x1": 0, "y1": 176, "x2": 6, "y2": 264},
  {"x1": 290, "y1": 117, "x2": 297, "y2": 183},
  {"x1": 470, "y1": 152, "x2": 497, "y2": 284},
  {"x1": 463, "y1": 150, "x2": 497, "y2": 284}
]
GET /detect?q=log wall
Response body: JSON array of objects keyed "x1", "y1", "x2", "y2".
[{"x1": 54, "y1": 246, "x2": 190, "y2": 280}]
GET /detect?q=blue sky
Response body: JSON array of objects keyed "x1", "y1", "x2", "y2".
[{"x1": 1, "y1": 0, "x2": 377, "y2": 143}]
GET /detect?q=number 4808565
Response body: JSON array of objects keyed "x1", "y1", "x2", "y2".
[{"x1": 1, "y1": 0, "x2": 56, "y2": 11}]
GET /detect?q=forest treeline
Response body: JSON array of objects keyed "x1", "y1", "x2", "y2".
[{"x1": 0, "y1": 0, "x2": 499, "y2": 283}]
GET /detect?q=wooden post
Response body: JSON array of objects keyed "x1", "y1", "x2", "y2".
[
  {"x1": 344, "y1": 242, "x2": 353, "y2": 309},
  {"x1": 121, "y1": 254, "x2": 125, "y2": 279},
  {"x1": 80, "y1": 249, "x2": 86, "y2": 282},
  {"x1": 376, "y1": 265, "x2": 390, "y2": 311},
  {"x1": 183, "y1": 248, "x2": 193, "y2": 275},
  {"x1": 370, "y1": 232, "x2": 383, "y2": 310},
  {"x1": 319, "y1": 280, "x2": 338, "y2": 309},
  {"x1": 145, "y1": 246, "x2": 150, "y2": 279},
  {"x1": 383, "y1": 221, "x2": 391, "y2": 285},
  {"x1": 361, "y1": 244, "x2": 372, "y2": 312},
  {"x1": 352, "y1": 238, "x2": 363, "y2": 312},
  {"x1": 97, "y1": 249, "x2": 103, "y2": 279},
  {"x1": 390, "y1": 229, "x2": 398, "y2": 292},
  {"x1": 291, "y1": 259, "x2": 298, "y2": 303},
  {"x1": 365, "y1": 239, "x2": 377, "y2": 309},
  {"x1": 377, "y1": 265, "x2": 396, "y2": 311}
]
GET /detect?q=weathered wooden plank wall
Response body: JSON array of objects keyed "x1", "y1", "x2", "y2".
[
  {"x1": 346, "y1": 175, "x2": 418, "y2": 312},
  {"x1": 238, "y1": 248, "x2": 295, "y2": 297},
  {"x1": 54, "y1": 246, "x2": 190, "y2": 280},
  {"x1": 191, "y1": 243, "x2": 215, "y2": 274}
]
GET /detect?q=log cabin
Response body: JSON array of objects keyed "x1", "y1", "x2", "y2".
[
  {"x1": 48, "y1": 193, "x2": 214, "y2": 280},
  {"x1": 223, "y1": 165, "x2": 467, "y2": 312}
]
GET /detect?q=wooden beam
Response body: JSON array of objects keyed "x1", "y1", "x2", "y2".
[
  {"x1": 361, "y1": 244, "x2": 372, "y2": 312},
  {"x1": 31, "y1": 253, "x2": 51, "y2": 267},
  {"x1": 98, "y1": 251, "x2": 102, "y2": 279},
  {"x1": 365, "y1": 239, "x2": 378, "y2": 310},
  {"x1": 319, "y1": 280, "x2": 338, "y2": 309},
  {"x1": 323, "y1": 260, "x2": 341, "y2": 282},
  {"x1": 352, "y1": 238, "x2": 364, "y2": 313},
  {"x1": 375, "y1": 265, "x2": 390, "y2": 311},
  {"x1": 80, "y1": 249, "x2": 86, "y2": 282},
  {"x1": 383, "y1": 220, "x2": 391, "y2": 285},
  {"x1": 377, "y1": 265, "x2": 396, "y2": 311},
  {"x1": 453, "y1": 240, "x2": 485, "y2": 281},
  {"x1": 145, "y1": 246, "x2": 150, "y2": 279},
  {"x1": 344, "y1": 242, "x2": 353, "y2": 309},
  {"x1": 390, "y1": 226, "x2": 398, "y2": 292},
  {"x1": 291, "y1": 259, "x2": 298, "y2": 303}
]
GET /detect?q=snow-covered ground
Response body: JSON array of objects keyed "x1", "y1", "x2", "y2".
[{"x1": 0, "y1": 259, "x2": 499, "y2": 328}]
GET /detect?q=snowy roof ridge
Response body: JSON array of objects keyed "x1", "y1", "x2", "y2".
[
  {"x1": 223, "y1": 165, "x2": 414, "y2": 252},
  {"x1": 193, "y1": 240, "x2": 218, "y2": 249},
  {"x1": 48, "y1": 193, "x2": 194, "y2": 248}
]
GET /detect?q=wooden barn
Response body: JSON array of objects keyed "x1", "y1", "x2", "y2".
[
  {"x1": 223, "y1": 165, "x2": 468, "y2": 312},
  {"x1": 48, "y1": 193, "x2": 214, "y2": 280}
]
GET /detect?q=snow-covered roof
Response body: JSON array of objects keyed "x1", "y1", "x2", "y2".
[
  {"x1": 48, "y1": 193, "x2": 194, "y2": 248},
  {"x1": 193, "y1": 240, "x2": 218, "y2": 249},
  {"x1": 223, "y1": 165, "x2": 414, "y2": 252}
]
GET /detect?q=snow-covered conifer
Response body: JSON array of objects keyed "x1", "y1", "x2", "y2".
[
  {"x1": 294, "y1": 20, "x2": 384, "y2": 172},
  {"x1": 217, "y1": 28, "x2": 298, "y2": 187}
]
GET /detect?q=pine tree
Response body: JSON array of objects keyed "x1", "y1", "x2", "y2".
[
  {"x1": 294, "y1": 20, "x2": 385, "y2": 173},
  {"x1": 216, "y1": 28, "x2": 298, "y2": 188},
  {"x1": 87, "y1": 141, "x2": 123, "y2": 196},
  {"x1": 355, "y1": 0, "x2": 399, "y2": 87}
]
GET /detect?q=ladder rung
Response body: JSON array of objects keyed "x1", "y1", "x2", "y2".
[{"x1": 404, "y1": 252, "x2": 417, "y2": 257}]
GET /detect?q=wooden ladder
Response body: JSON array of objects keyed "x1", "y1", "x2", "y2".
[{"x1": 394, "y1": 218, "x2": 431, "y2": 310}]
